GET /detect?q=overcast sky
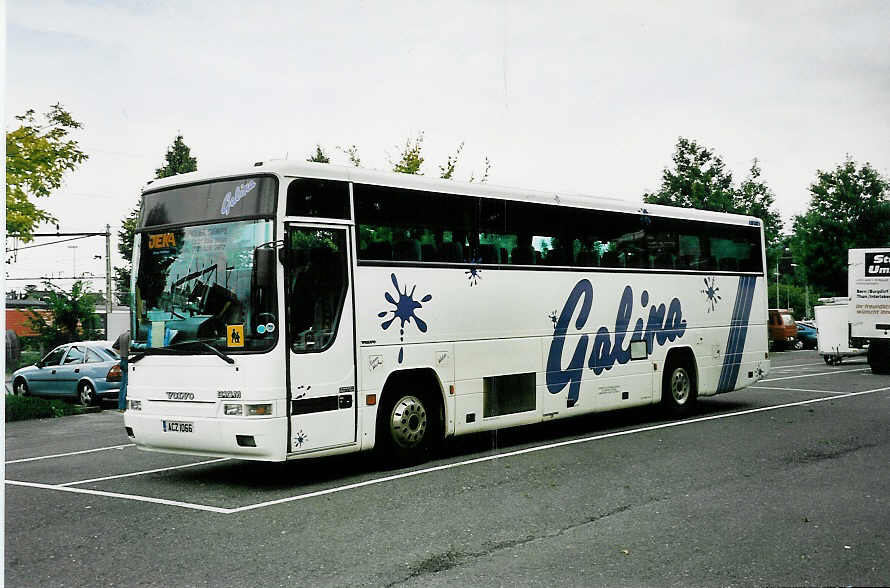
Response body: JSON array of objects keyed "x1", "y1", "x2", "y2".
[{"x1": 5, "y1": 0, "x2": 889, "y2": 293}]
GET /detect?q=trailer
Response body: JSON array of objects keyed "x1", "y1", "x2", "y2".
[{"x1": 815, "y1": 298, "x2": 865, "y2": 365}]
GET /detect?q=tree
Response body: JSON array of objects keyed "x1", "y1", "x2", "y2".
[
  {"x1": 6, "y1": 104, "x2": 89, "y2": 241},
  {"x1": 391, "y1": 132, "x2": 425, "y2": 175},
  {"x1": 792, "y1": 158, "x2": 890, "y2": 296},
  {"x1": 644, "y1": 137, "x2": 784, "y2": 262},
  {"x1": 439, "y1": 141, "x2": 464, "y2": 179},
  {"x1": 307, "y1": 144, "x2": 330, "y2": 163},
  {"x1": 155, "y1": 133, "x2": 197, "y2": 178},
  {"x1": 112, "y1": 207, "x2": 139, "y2": 305},
  {"x1": 388, "y1": 133, "x2": 491, "y2": 182},
  {"x1": 27, "y1": 280, "x2": 102, "y2": 349},
  {"x1": 736, "y1": 159, "x2": 783, "y2": 252},
  {"x1": 337, "y1": 144, "x2": 361, "y2": 167},
  {"x1": 644, "y1": 138, "x2": 736, "y2": 212},
  {"x1": 114, "y1": 134, "x2": 199, "y2": 305}
]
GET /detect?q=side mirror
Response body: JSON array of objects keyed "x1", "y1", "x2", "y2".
[
  {"x1": 254, "y1": 247, "x2": 276, "y2": 288},
  {"x1": 35, "y1": 361, "x2": 44, "y2": 369}
]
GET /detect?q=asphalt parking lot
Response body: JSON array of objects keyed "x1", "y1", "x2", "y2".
[{"x1": 5, "y1": 349, "x2": 890, "y2": 587}]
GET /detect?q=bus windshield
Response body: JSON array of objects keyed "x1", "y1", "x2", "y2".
[{"x1": 131, "y1": 219, "x2": 277, "y2": 353}]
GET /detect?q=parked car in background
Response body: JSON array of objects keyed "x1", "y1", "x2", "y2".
[
  {"x1": 796, "y1": 321, "x2": 818, "y2": 350},
  {"x1": 768, "y1": 308, "x2": 799, "y2": 351},
  {"x1": 11, "y1": 341, "x2": 122, "y2": 405}
]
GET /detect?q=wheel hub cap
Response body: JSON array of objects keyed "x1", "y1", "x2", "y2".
[
  {"x1": 672, "y1": 369, "x2": 689, "y2": 404},
  {"x1": 389, "y1": 396, "x2": 427, "y2": 448}
]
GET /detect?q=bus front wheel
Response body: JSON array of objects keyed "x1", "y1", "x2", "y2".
[
  {"x1": 661, "y1": 359, "x2": 697, "y2": 417},
  {"x1": 377, "y1": 391, "x2": 439, "y2": 464}
]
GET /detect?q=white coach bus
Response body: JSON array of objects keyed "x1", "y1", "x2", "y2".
[{"x1": 123, "y1": 161, "x2": 769, "y2": 462}]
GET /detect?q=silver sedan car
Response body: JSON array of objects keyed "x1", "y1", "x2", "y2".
[{"x1": 11, "y1": 341, "x2": 122, "y2": 405}]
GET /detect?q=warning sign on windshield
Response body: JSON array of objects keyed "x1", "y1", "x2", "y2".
[{"x1": 227, "y1": 325, "x2": 245, "y2": 348}]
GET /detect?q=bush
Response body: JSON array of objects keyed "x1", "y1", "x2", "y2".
[{"x1": 6, "y1": 395, "x2": 77, "y2": 422}]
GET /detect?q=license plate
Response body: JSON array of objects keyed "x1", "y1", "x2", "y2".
[{"x1": 162, "y1": 420, "x2": 193, "y2": 433}]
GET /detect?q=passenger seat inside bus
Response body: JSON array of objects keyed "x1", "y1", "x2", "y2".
[
  {"x1": 511, "y1": 245, "x2": 535, "y2": 265},
  {"x1": 394, "y1": 239, "x2": 421, "y2": 261}
]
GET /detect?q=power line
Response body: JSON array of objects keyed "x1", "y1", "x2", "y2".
[
  {"x1": 6, "y1": 276, "x2": 107, "y2": 281},
  {"x1": 5, "y1": 234, "x2": 99, "y2": 252}
]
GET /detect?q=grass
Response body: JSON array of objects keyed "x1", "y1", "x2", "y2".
[{"x1": 5, "y1": 395, "x2": 79, "y2": 422}]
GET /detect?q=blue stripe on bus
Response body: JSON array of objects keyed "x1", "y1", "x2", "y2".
[
  {"x1": 717, "y1": 278, "x2": 745, "y2": 392},
  {"x1": 725, "y1": 276, "x2": 756, "y2": 389},
  {"x1": 717, "y1": 276, "x2": 756, "y2": 393}
]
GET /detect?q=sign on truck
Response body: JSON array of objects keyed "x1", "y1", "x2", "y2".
[{"x1": 848, "y1": 248, "x2": 890, "y2": 373}]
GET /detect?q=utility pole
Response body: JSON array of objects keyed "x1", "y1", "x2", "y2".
[{"x1": 106, "y1": 224, "x2": 112, "y2": 319}]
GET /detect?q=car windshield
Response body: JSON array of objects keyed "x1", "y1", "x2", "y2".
[
  {"x1": 131, "y1": 219, "x2": 277, "y2": 353},
  {"x1": 781, "y1": 314, "x2": 795, "y2": 326}
]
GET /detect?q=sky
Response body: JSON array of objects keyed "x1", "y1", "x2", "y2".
[{"x1": 5, "y1": 0, "x2": 890, "y2": 296}]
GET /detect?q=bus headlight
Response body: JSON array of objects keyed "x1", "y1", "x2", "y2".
[
  {"x1": 245, "y1": 404, "x2": 273, "y2": 416},
  {"x1": 224, "y1": 404, "x2": 243, "y2": 416},
  {"x1": 127, "y1": 400, "x2": 142, "y2": 411}
]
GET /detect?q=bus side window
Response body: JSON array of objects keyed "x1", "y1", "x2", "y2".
[{"x1": 286, "y1": 179, "x2": 350, "y2": 219}]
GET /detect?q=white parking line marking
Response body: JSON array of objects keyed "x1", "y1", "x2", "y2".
[
  {"x1": 759, "y1": 367, "x2": 868, "y2": 382},
  {"x1": 226, "y1": 386, "x2": 890, "y2": 514},
  {"x1": 58, "y1": 458, "x2": 230, "y2": 487},
  {"x1": 751, "y1": 386, "x2": 847, "y2": 394},
  {"x1": 5, "y1": 444, "x2": 135, "y2": 465},
  {"x1": 7, "y1": 386, "x2": 890, "y2": 514},
  {"x1": 5, "y1": 480, "x2": 230, "y2": 514}
]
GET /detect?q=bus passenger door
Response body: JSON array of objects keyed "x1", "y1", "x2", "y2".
[{"x1": 283, "y1": 224, "x2": 357, "y2": 454}]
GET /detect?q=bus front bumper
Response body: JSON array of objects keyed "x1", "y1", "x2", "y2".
[{"x1": 124, "y1": 412, "x2": 288, "y2": 461}]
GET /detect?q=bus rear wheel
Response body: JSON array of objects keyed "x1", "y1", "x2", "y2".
[
  {"x1": 661, "y1": 359, "x2": 697, "y2": 417},
  {"x1": 377, "y1": 391, "x2": 439, "y2": 465}
]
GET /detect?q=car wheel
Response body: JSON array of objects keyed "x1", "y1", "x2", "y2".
[
  {"x1": 78, "y1": 381, "x2": 97, "y2": 406},
  {"x1": 14, "y1": 378, "x2": 30, "y2": 397}
]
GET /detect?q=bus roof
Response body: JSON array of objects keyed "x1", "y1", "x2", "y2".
[{"x1": 144, "y1": 159, "x2": 762, "y2": 227}]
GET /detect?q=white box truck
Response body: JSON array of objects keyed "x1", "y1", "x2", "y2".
[{"x1": 848, "y1": 248, "x2": 890, "y2": 373}]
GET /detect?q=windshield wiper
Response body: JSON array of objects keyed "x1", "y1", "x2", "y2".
[{"x1": 128, "y1": 338, "x2": 235, "y2": 364}]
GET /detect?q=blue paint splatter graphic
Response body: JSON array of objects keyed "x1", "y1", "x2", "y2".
[
  {"x1": 465, "y1": 257, "x2": 483, "y2": 286},
  {"x1": 294, "y1": 429, "x2": 307, "y2": 448},
  {"x1": 378, "y1": 273, "x2": 432, "y2": 363},
  {"x1": 701, "y1": 276, "x2": 721, "y2": 312}
]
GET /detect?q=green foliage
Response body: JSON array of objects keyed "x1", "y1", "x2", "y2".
[
  {"x1": 337, "y1": 144, "x2": 361, "y2": 167},
  {"x1": 392, "y1": 132, "x2": 425, "y2": 175},
  {"x1": 792, "y1": 158, "x2": 890, "y2": 296},
  {"x1": 155, "y1": 133, "x2": 197, "y2": 178},
  {"x1": 644, "y1": 138, "x2": 782, "y2": 250},
  {"x1": 468, "y1": 156, "x2": 491, "y2": 184},
  {"x1": 644, "y1": 138, "x2": 735, "y2": 212},
  {"x1": 767, "y1": 282, "x2": 820, "y2": 320},
  {"x1": 6, "y1": 395, "x2": 77, "y2": 422},
  {"x1": 736, "y1": 159, "x2": 783, "y2": 252},
  {"x1": 439, "y1": 142, "x2": 464, "y2": 180},
  {"x1": 26, "y1": 280, "x2": 102, "y2": 348},
  {"x1": 6, "y1": 104, "x2": 89, "y2": 241},
  {"x1": 307, "y1": 144, "x2": 331, "y2": 163},
  {"x1": 113, "y1": 207, "x2": 139, "y2": 305}
]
